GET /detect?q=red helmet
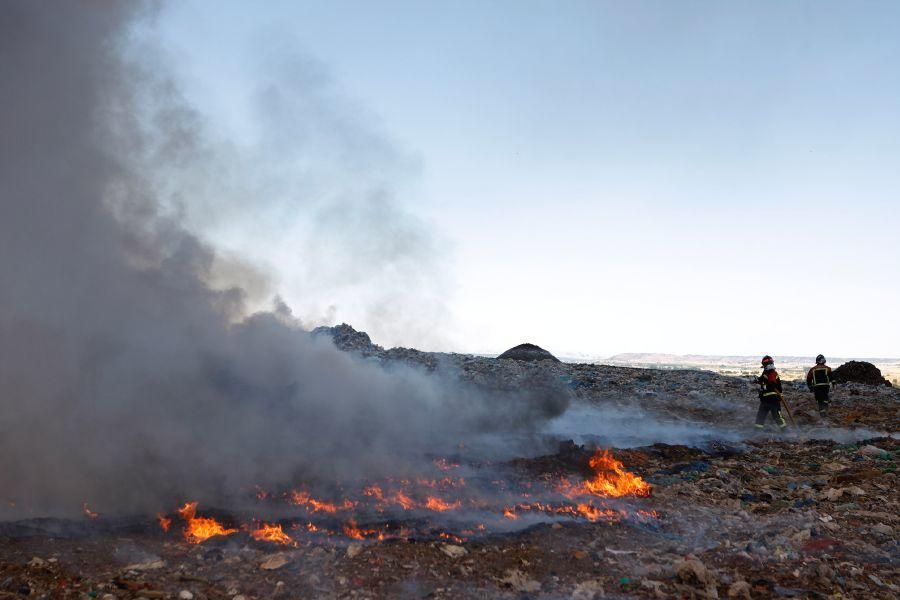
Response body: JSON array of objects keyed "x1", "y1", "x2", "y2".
[{"x1": 761, "y1": 355, "x2": 774, "y2": 367}]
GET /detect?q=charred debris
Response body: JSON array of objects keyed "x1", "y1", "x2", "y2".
[{"x1": 2, "y1": 325, "x2": 898, "y2": 599}]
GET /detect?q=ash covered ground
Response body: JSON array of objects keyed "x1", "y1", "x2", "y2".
[
  {"x1": 2, "y1": 326, "x2": 897, "y2": 600},
  {"x1": 3, "y1": 4, "x2": 897, "y2": 599}
]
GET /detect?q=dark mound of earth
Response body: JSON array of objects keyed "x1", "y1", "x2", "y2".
[
  {"x1": 497, "y1": 343, "x2": 560, "y2": 363},
  {"x1": 832, "y1": 360, "x2": 892, "y2": 387}
]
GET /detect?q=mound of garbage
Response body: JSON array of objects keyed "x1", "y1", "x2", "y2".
[
  {"x1": 832, "y1": 360, "x2": 892, "y2": 387},
  {"x1": 497, "y1": 343, "x2": 560, "y2": 363},
  {"x1": 312, "y1": 323, "x2": 383, "y2": 357}
]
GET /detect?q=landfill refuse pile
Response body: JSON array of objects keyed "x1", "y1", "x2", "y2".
[
  {"x1": 1, "y1": 326, "x2": 897, "y2": 599},
  {"x1": 496, "y1": 343, "x2": 561, "y2": 363},
  {"x1": 312, "y1": 323, "x2": 384, "y2": 358},
  {"x1": 832, "y1": 361, "x2": 893, "y2": 387}
]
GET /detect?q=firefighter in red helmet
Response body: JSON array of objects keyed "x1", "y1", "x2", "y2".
[{"x1": 755, "y1": 355, "x2": 787, "y2": 429}]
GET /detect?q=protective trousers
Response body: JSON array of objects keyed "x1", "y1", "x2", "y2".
[
  {"x1": 814, "y1": 387, "x2": 830, "y2": 416},
  {"x1": 755, "y1": 396, "x2": 786, "y2": 428}
]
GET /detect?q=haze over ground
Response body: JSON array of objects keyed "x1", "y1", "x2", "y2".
[
  {"x1": 1, "y1": 1, "x2": 571, "y2": 514},
  {"x1": 155, "y1": 1, "x2": 899, "y2": 358}
]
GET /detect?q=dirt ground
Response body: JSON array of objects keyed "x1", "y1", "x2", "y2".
[{"x1": 2, "y1": 370, "x2": 897, "y2": 599}]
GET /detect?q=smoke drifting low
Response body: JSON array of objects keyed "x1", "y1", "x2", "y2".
[{"x1": 0, "y1": 3, "x2": 568, "y2": 517}]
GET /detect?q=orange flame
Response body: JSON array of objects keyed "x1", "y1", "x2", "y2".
[
  {"x1": 82, "y1": 503, "x2": 99, "y2": 519},
  {"x1": 424, "y1": 497, "x2": 462, "y2": 512},
  {"x1": 574, "y1": 503, "x2": 620, "y2": 522},
  {"x1": 508, "y1": 500, "x2": 623, "y2": 523},
  {"x1": 292, "y1": 522, "x2": 321, "y2": 533},
  {"x1": 342, "y1": 519, "x2": 386, "y2": 541},
  {"x1": 363, "y1": 484, "x2": 385, "y2": 501},
  {"x1": 250, "y1": 522, "x2": 292, "y2": 545},
  {"x1": 559, "y1": 450, "x2": 651, "y2": 498},
  {"x1": 176, "y1": 502, "x2": 237, "y2": 544},
  {"x1": 391, "y1": 490, "x2": 416, "y2": 510},
  {"x1": 156, "y1": 448, "x2": 654, "y2": 544},
  {"x1": 343, "y1": 520, "x2": 365, "y2": 540},
  {"x1": 290, "y1": 490, "x2": 355, "y2": 513},
  {"x1": 439, "y1": 531, "x2": 466, "y2": 543},
  {"x1": 158, "y1": 514, "x2": 172, "y2": 532}
]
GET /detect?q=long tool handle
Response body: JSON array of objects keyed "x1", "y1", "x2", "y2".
[{"x1": 780, "y1": 394, "x2": 796, "y2": 427}]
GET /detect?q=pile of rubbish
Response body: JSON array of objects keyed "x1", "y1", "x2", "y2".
[
  {"x1": 833, "y1": 360, "x2": 893, "y2": 387},
  {"x1": 497, "y1": 343, "x2": 561, "y2": 363},
  {"x1": 312, "y1": 323, "x2": 383, "y2": 357}
]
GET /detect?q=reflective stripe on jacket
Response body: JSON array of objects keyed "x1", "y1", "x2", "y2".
[
  {"x1": 758, "y1": 370, "x2": 783, "y2": 398},
  {"x1": 806, "y1": 366, "x2": 832, "y2": 388}
]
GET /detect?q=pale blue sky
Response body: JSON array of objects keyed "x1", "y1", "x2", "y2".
[{"x1": 152, "y1": 1, "x2": 899, "y2": 357}]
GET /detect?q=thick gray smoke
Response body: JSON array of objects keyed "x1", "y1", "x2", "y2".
[{"x1": 0, "y1": 3, "x2": 568, "y2": 517}]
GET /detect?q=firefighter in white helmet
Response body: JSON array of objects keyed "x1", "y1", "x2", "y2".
[{"x1": 755, "y1": 355, "x2": 786, "y2": 429}]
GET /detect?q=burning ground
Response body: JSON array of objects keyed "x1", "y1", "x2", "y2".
[
  {"x1": 2, "y1": 4, "x2": 898, "y2": 598},
  {"x1": 2, "y1": 336, "x2": 898, "y2": 599}
]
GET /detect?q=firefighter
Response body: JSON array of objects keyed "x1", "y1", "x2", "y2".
[
  {"x1": 755, "y1": 355, "x2": 787, "y2": 429},
  {"x1": 806, "y1": 354, "x2": 834, "y2": 417}
]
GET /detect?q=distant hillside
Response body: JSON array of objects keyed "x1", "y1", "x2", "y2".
[{"x1": 604, "y1": 353, "x2": 900, "y2": 384}]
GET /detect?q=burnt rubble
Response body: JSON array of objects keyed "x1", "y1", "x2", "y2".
[
  {"x1": 2, "y1": 326, "x2": 898, "y2": 599},
  {"x1": 3, "y1": 436, "x2": 897, "y2": 599}
]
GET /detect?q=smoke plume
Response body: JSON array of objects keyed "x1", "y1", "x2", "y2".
[{"x1": 0, "y1": 2, "x2": 567, "y2": 517}]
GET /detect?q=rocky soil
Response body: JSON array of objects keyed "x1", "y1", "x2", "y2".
[{"x1": 2, "y1": 325, "x2": 897, "y2": 599}]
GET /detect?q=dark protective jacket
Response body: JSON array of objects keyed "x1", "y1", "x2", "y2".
[
  {"x1": 806, "y1": 365, "x2": 833, "y2": 390},
  {"x1": 758, "y1": 370, "x2": 783, "y2": 400}
]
